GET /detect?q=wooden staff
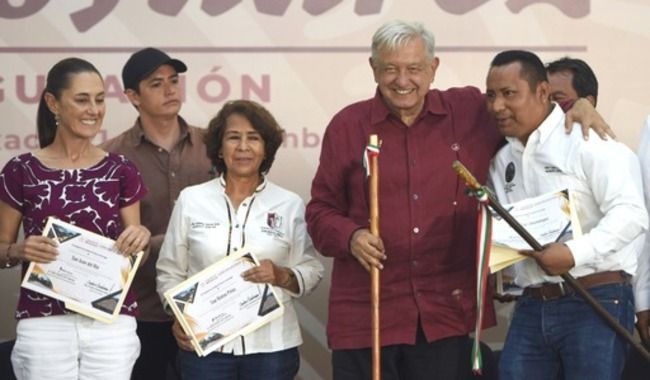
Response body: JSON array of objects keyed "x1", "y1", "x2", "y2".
[
  {"x1": 452, "y1": 160, "x2": 650, "y2": 363},
  {"x1": 369, "y1": 134, "x2": 381, "y2": 380}
]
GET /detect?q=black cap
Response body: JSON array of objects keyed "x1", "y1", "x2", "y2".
[{"x1": 122, "y1": 47, "x2": 187, "y2": 91}]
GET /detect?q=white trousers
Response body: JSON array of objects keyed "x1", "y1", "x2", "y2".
[{"x1": 11, "y1": 314, "x2": 140, "y2": 380}]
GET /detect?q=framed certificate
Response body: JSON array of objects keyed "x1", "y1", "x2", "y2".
[
  {"x1": 490, "y1": 189, "x2": 582, "y2": 273},
  {"x1": 21, "y1": 217, "x2": 143, "y2": 323},
  {"x1": 164, "y1": 249, "x2": 284, "y2": 357}
]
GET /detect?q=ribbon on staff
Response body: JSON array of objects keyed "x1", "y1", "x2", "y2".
[
  {"x1": 472, "y1": 188, "x2": 492, "y2": 375},
  {"x1": 363, "y1": 141, "x2": 381, "y2": 178}
]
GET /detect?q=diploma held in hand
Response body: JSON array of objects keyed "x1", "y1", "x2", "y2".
[
  {"x1": 21, "y1": 217, "x2": 143, "y2": 323},
  {"x1": 164, "y1": 249, "x2": 284, "y2": 357},
  {"x1": 490, "y1": 189, "x2": 581, "y2": 273}
]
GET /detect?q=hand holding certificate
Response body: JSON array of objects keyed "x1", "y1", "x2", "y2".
[
  {"x1": 164, "y1": 249, "x2": 284, "y2": 357},
  {"x1": 490, "y1": 189, "x2": 582, "y2": 273},
  {"x1": 21, "y1": 217, "x2": 143, "y2": 323}
]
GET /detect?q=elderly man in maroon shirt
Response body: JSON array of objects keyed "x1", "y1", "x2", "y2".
[{"x1": 306, "y1": 20, "x2": 610, "y2": 380}]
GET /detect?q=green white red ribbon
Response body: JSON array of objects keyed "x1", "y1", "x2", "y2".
[
  {"x1": 363, "y1": 142, "x2": 380, "y2": 177},
  {"x1": 472, "y1": 188, "x2": 492, "y2": 375}
]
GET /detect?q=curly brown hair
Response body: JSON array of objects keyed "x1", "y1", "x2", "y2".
[{"x1": 205, "y1": 100, "x2": 285, "y2": 175}]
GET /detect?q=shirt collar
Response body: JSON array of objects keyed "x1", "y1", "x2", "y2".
[
  {"x1": 504, "y1": 102, "x2": 564, "y2": 150},
  {"x1": 218, "y1": 174, "x2": 268, "y2": 194},
  {"x1": 369, "y1": 88, "x2": 447, "y2": 125},
  {"x1": 127, "y1": 116, "x2": 193, "y2": 147},
  {"x1": 535, "y1": 103, "x2": 565, "y2": 145}
]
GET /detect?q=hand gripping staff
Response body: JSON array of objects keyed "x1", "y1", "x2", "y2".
[{"x1": 452, "y1": 160, "x2": 650, "y2": 364}]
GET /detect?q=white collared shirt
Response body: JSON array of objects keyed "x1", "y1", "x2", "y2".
[
  {"x1": 635, "y1": 115, "x2": 650, "y2": 312},
  {"x1": 489, "y1": 104, "x2": 648, "y2": 289},
  {"x1": 156, "y1": 176, "x2": 324, "y2": 355}
]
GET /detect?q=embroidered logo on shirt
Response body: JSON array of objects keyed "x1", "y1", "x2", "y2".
[
  {"x1": 267, "y1": 213, "x2": 282, "y2": 229},
  {"x1": 261, "y1": 213, "x2": 285, "y2": 238},
  {"x1": 191, "y1": 222, "x2": 220, "y2": 229},
  {"x1": 504, "y1": 162, "x2": 517, "y2": 194},
  {"x1": 544, "y1": 166, "x2": 562, "y2": 173},
  {"x1": 505, "y1": 162, "x2": 515, "y2": 183}
]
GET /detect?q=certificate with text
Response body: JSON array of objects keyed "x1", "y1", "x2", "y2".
[
  {"x1": 490, "y1": 189, "x2": 582, "y2": 273},
  {"x1": 21, "y1": 217, "x2": 143, "y2": 323},
  {"x1": 164, "y1": 250, "x2": 284, "y2": 357}
]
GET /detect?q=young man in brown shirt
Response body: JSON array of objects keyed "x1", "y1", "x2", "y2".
[{"x1": 102, "y1": 47, "x2": 214, "y2": 380}]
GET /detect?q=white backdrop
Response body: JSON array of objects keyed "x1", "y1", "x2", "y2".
[{"x1": 1, "y1": 1, "x2": 649, "y2": 378}]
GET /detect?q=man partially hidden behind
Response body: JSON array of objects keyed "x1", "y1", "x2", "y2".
[
  {"x1": 487, "y1": 50, "x2": 647, "y2": 380},
  {"x1": 546, "y1": 56, "x2": 598, "y2": 107},
  {"x1": 102, "y1": 48, "x2": 213, "y2": 379}
]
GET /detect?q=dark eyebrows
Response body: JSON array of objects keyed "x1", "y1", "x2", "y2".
[
  {"x1": 223, "y1": 130, "x2": 261, "y2": 136},
  {"x1": 74, "y1": 91, "x2": 105, "y2": 98},
  {"x1": 145, "y1": 73, "x2": 178, "y2": 85}
]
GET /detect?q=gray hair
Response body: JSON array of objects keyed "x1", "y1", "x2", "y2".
[{"x1": 371, "y1": 20, "x2": 436, "y2": 63}]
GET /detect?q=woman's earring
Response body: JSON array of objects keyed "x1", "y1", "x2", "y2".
[{"x1": 54, "y1": 114, "x2": 60, "y2": 127}]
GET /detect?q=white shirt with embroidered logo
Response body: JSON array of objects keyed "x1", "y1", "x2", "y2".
[
  {"x1": 156, "y1": 175, "x2": 324, "y2": 355},
  {"x1": 488, "y1": 104, "x2": 647, "y2": 289}
]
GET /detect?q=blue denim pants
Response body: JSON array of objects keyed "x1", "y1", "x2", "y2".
[
  {"x1": 178, "y1": 347, "x2": 299, "y2": 380},
  {"x1": 499, "y1": 283, "x2": 634, "y2": 380}
]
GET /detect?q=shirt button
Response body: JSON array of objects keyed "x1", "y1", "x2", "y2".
[
  {"x1": 413, "y1": 194, "x2": 419, "y2": 200},
  {"x1": 242, "y1": 203, "x2": 247, "y2": 207},
  {"x1": 452, "y1": 201, "x2": 458, "y2": 206},
  {"x1": 233, "y1": 247, "x2": 238, "y2": 251},
  {"x1": 170, "y1": 172, "x2": 176, "y2": 177},
  {"x1": 158, "y1": 148, "x2": 163, "y2": 153},
  {"x1": 235, "y1": 224, "x2": 240, "y2": 228},
  {"x1": 413, "y1": 227, "x2": 420, "y2": 234},
  {"x1": 412, "y1": 260, "x2": 418, "y2": 267}
]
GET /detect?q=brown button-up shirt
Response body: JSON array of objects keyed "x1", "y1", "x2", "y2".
[{"x1": 101, "y1": 117, "x2": 214, "y2": 321}]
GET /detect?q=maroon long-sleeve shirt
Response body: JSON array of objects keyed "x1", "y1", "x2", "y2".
[{"x1": 306, "y1": 86, "x2": 502, "y2": 350}]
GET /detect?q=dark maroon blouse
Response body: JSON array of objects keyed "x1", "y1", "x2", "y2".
[{"x1": 0, "y1": 152, "x2": 147, "y2": 319}]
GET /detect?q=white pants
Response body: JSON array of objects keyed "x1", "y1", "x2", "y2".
[{"x1": 11, "y1": 314, "x2": 140, "y2": 380}]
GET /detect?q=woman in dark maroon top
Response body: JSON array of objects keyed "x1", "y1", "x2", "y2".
[{"x1": 0, "y1": 58, "x2": 150, "y2": 380}]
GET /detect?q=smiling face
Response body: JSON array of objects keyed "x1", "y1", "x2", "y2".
[
  {"x1": 220, "y1": 113, "x2": 266, "y2": 180},
  {"x1": 127, "y1": 64, "x2": 181, "y2": 119},
  {"x1": 370, "y1": 36, "x2": 439, "y2": 125},
  {"x1": 486, "y1": 61, "x2": 550, "y2": 144},
  {"x1": 46, "y1": 71, "x2": 105, "y2": 141}
]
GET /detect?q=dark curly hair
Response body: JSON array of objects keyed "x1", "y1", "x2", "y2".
[{"x1": 205, "y1": 100, "x2": 285, "y2": 175}]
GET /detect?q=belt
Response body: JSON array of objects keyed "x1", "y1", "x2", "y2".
[{"x1": 523, "y1": 271, "x2": 630, "y2": 301}]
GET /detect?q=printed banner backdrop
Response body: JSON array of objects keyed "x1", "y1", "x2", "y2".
[{"x1": 1, "y1": 1, "x2": 649, "y2": 378}]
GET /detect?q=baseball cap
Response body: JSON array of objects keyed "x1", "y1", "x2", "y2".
[{"x1": 122, "y1": 47, "x2": 187, "y2": 91}]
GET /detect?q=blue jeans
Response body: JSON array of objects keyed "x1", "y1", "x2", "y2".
[
  {"x1": 178, "y1": 347, "x2": 299, "y2": 380},
  {"x1": 499, "y1": 283, "x2": 634, "y2": 380}
]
